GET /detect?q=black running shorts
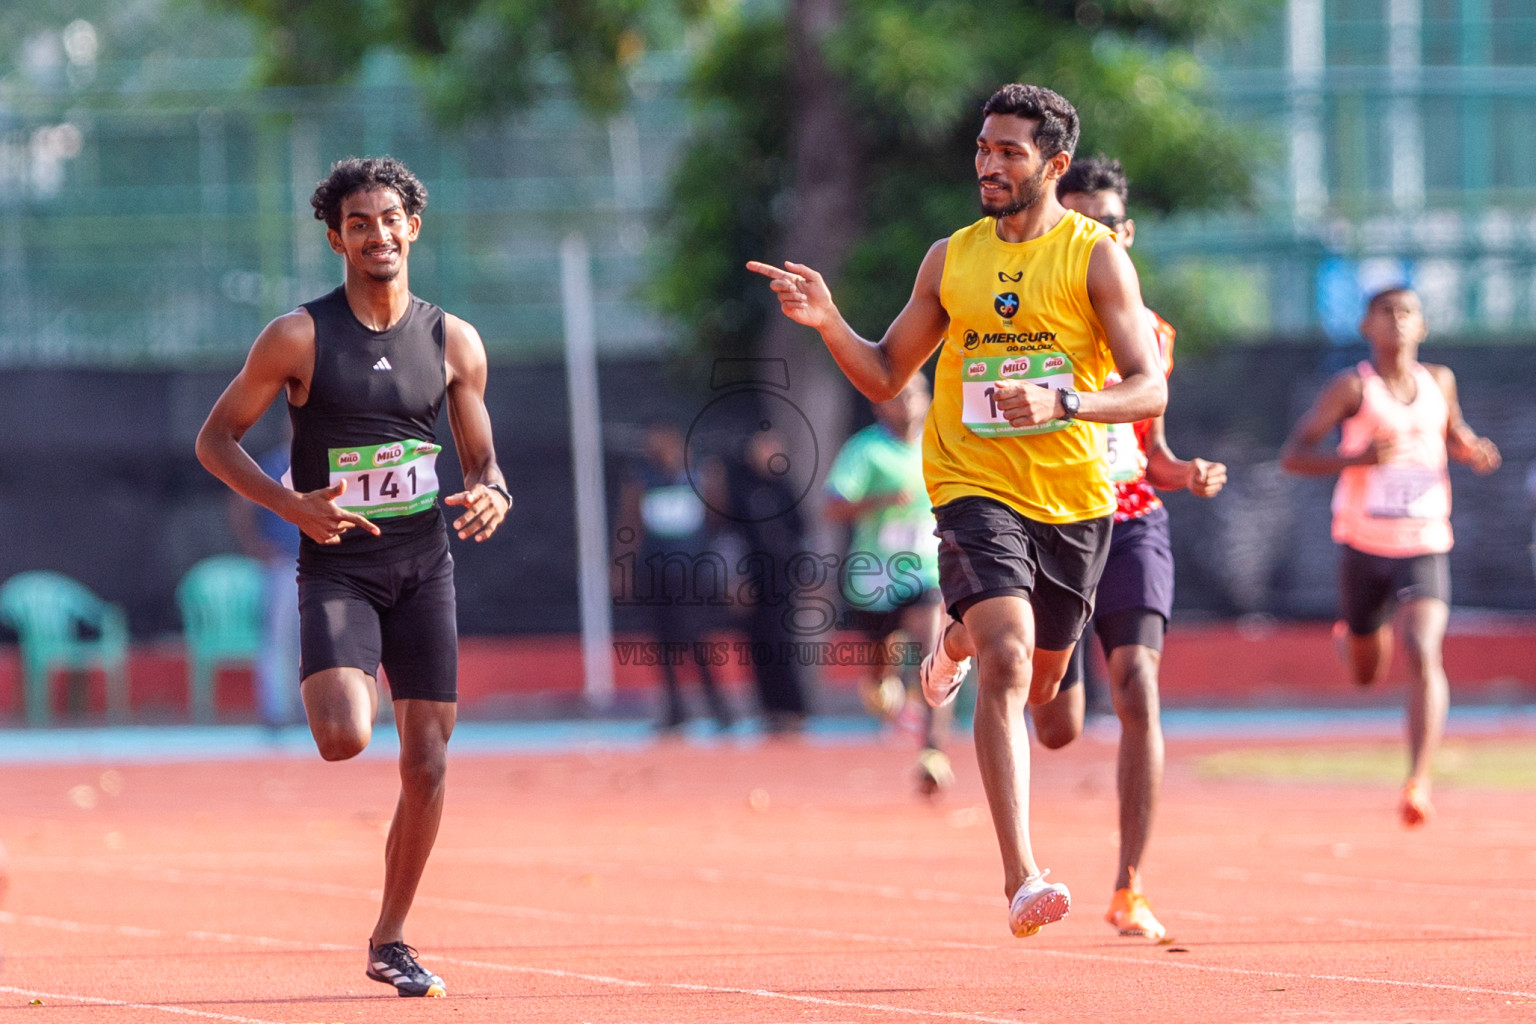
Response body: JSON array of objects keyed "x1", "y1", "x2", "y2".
[
  {"x1": 1058, "y1": 507, "x2": 1175, "y2": 691},
  {"x1": 1059, "y1": 608, "x2": 1168, "y2": 691},
  {"x1": 932, "y1": 496, "x2": 1112, "y2": 652},
  {"x1": 1339, "y1": 544, "x2": 1450, "y2": 636},
  {"x1": 297, "y1": 528, "x2": 458, "y2": 702},
  {"x1": 1094, "y1": 506, "x2": 1175, "y2": 621}
]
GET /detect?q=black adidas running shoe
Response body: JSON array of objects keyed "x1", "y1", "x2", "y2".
[{"x1": 366, "y1": 940, "x2": 446, "y2": 997}]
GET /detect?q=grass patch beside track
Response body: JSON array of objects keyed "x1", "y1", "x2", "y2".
[{"x1": 1196, "y1": 739, "x2": 1536, "y2": 787}]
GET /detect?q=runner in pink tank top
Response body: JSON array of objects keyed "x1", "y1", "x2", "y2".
[
  {"x1": 1282, "y1": 287, "x2": 1500, "y2": 828},
  {"x1": 1332, "y1": 360, "x2": 1453, "y2": 557}
]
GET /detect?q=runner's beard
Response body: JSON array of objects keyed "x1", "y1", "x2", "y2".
[
  {"x1": 981, "y1": 162, "x2": 1050, "y2": 219},
  {"x1": 363, "y1": 263, "x2": 403, "y2": 283}
]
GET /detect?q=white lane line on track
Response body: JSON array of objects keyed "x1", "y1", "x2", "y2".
[
  {"x1": 12, "y1": 869, "x2": 1536, "y2": 1004},
  {"x1": 444, "y1": 957, "x2": 1036, "y2": 1024},
  {"x1": 0, "y1": 984, "x2": 282, "y2": 1023},
  {"x1": 10, "y1": 901, "x2": 1536, "y2": 1012},
  {"x1": 1216, "y1": 864, "x2": 1536, "y2": 901},
  {"x1": 1171, "y1": 907, "x2": 1532, "y2": 940},
  {"x1": 2, "y1": 912, "x2": 1033, "y2": 1024},
  {"x1": 47, "y1": 848, "x2": 1536, "y2": 917},
  {"x1": 28, "y1": 863, "x2": 993, "y2": 950},
  {"x1": 28, "y1": 857, "x2": 1535, "y2": 948},
  {"x1": 1296, "y1": 868, "x2": 1536, "y2": 901},
  {"x1": 1028, "y1": 950, "x2": 1536, "y2": 1000}
]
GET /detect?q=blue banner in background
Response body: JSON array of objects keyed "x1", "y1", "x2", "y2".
[{"x1": 1316, "y1": 257, "x2": 1415, "y2": 345}]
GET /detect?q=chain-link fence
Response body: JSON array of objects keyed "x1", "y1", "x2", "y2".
[{"x1": 0, "y1": 53, "x2": 692, "y2": 366}]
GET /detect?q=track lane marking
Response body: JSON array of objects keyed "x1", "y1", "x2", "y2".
[
  {"x1": 9, "y1": 869, "x2": 1536, "y2": 1003},
  {"x1": 1215, "y1": 864, "x2": 1536, "y2": 901},
  {"x1": 0, "y1": 984, "x2": 283, "y2": 1023},
  {"x1": 2, "y1": 912, "x2": 1033, "y2": 1024},
  {"x1": 24, "y1": 856, "x2": 1534, "y2": 946}
]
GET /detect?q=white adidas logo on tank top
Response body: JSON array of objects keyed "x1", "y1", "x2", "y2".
[{"x1": 373, "y1": 356, "x2": 392, "y2": 371}]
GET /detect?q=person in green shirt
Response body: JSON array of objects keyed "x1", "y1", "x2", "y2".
[{"x1": 825, "y1": 374, "x2": 954, "y2": 793}]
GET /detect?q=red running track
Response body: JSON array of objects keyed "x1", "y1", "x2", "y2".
[{"x1": 1, "y1": 728, "x2": 1534, "y2": 1022}]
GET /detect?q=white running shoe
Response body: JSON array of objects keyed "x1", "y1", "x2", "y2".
[
  {"x1": 919, "y1": 623, "x2": 971, "y2": 708},
  {"x1": 1008, "y1": 870, "x2": 1071, "y2": 938}
]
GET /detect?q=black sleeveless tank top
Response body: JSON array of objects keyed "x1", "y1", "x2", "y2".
[{"x1": 290, "y1": 286, "x2": 447, "y2": 562}]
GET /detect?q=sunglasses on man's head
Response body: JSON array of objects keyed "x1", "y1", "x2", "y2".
[{"x1": 1090, "y1": 214, "x2": 1127, "y2": 230}]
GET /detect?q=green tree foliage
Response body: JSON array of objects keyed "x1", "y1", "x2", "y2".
[
  {"x1": 215, "y1": 0, "x2": 706, "y2": 116},
  {"x1": 204, "y1": 0, "x2": 1273, "y2": 355},
  {"x1": 654, "y1": 0, "x2": 1276, "y2": 356}
]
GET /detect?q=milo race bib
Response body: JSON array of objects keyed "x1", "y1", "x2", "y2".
[
  {"x1": 329, "y1": 439, "x2": 441, "y2": 519},
  {"x1": 1104, "y1": 422, "x2": 1142, "y2": 483},
  {"x1": 1365, "y1": 465, "x2": 1447, "y2": 520},
  {"x1": 959, "y1": 353, "x2": 1075, "y2": 438}
]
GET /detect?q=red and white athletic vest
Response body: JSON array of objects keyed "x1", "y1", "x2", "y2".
[{"x1": 1103, "y1": 309, "x2": 1176, "y2": 523}]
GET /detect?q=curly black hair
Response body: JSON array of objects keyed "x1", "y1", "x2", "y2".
[
  {"x1": 1057, "y1": 154, "x2": 1129, "y2": 204},
  {"x1": 981, "y1": 84, "x2": 1080, "y2": 160},
  {"x1": 310, "y1": 156, "x2": 428, "y2": 232}
]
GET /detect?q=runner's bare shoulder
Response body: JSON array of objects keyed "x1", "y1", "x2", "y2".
[{"x1": 245, "y1": 307, "x2": 316, "y2": 386}]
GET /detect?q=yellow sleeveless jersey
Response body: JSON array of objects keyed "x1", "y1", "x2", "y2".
[{"x1": 922, "y1": 211, "x2": 1117, "y2": 524}]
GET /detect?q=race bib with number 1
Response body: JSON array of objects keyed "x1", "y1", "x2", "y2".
[
  {"x1": 959, "y1": 353, "x2": 1076, "y2": 438},
  {"x1": 328, "y1": 439, "x2": 441, "y2": 519}
]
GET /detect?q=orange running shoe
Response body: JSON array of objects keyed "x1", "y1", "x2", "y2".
[
  {"x1": 1399, "y1": 779, "x2": 1434, "y2": 827},
  {"x1": 1105, "y1": 887, "x2": 1166, "y2": 940}
]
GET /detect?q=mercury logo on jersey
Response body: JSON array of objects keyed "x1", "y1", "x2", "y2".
[{"x1": 964, "y1": 330, "x2": 1058, "y2": 349}]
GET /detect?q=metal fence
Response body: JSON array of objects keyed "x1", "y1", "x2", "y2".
[
  {"x1": 1151, "y1": 2, "x2": 1536, "y2": 339},
  {"x1": 8, "y1": 5, "x2": 1536, "y2": 365},
  {"x1": 0, "y1": 54, "x2": 693, "y2": 366}
]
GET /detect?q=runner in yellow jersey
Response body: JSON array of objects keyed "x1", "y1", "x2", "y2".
[{"x1": 748, "y1": 83, "x2": 1166, "y2": 938}]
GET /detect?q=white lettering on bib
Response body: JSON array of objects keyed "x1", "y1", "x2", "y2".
[
  {"x1": 959, "y1": 353, "x2": 1075, "y2": 438},
  {"x1": 328, "y1": 439, "x2": 441, "y2": 519}
]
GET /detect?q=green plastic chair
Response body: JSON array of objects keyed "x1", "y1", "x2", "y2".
[
  {"x1": 176, "y1": 555, "x2": 265, "y2": 724},
  {"x1": 0, "y1": 571, "x2": 129, "y2": 726}
]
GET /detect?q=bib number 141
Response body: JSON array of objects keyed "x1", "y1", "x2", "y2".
[{"x1": 327, "y1": 439, "x2": 441, "y2": 520}]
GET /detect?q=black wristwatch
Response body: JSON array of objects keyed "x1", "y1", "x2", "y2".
[
  {"x1": 1057, "y1": 387, "x2": 1080, "y2": 421},
  {"x1": 486, "y1": 482, "x2": 512, "y2": 509}
]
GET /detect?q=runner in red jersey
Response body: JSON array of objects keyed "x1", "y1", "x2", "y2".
[{"x1": 1030, "y1": 155, "x2": 1227, "y2": 941}]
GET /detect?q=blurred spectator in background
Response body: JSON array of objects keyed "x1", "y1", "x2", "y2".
[
  {"x1": 619, "y1": 422, "x2": 735, "y2": 733},
  {"x1": 1527, "y1": 462, "x2": 1536, "y2": 585},
  {"x1": 824, "y1": 374, "x2": 954, "y2": 794},
  {"x1": 731, "y1": 427, "x2": 812, "y2": 733},
  {"x1": 227, "y1": 441, "x2": 301, "y2": 727}
]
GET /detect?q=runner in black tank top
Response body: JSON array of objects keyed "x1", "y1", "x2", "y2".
[
  {"x1": 291, "y1": 285, "x2": 448, "y2": 561},
  {"x1": 196, "y1": 157, "x2": 512, "y2": 998}
]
